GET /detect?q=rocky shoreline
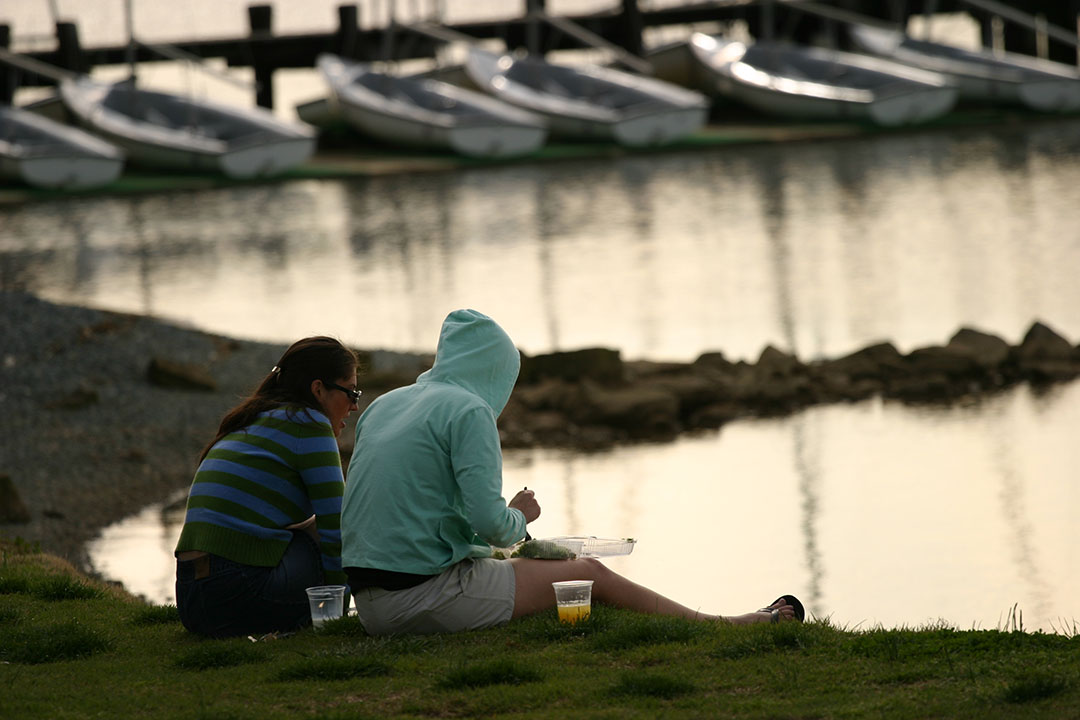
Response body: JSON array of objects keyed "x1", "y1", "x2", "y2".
[{"x1": 3, "y1": 290, "x2": 1079, "y2": 576}]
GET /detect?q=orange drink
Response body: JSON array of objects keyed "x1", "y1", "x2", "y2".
[
  {"x1": 552, "y1": 580, "x2": 594, "y2": 624},
  {"x1": 557, "y1": 601, "x2": 591, "y2": 624}
]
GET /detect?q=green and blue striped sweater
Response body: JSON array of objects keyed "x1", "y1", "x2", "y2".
[{"x1": 175, "y1": 405, "x2": 347, "y2": 585}]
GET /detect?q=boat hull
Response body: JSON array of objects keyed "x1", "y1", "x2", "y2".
[
  {"x1": 687, "y1": 34, "x2": 957, "y2": 127},
  {"x1": 2, "y1": 155, "x2": 123, "y2": 190},
  {"x1": 59, "y1": 78, "x2": 315, "y2": 178},
  {"x1": 319, "y1": 54, "x2": 547, "y2": 158},
  {"x1": 335, "y1": 94, "x2": 546, "y2": 158},
  {"x1": 614, "y1": 106, "x2": 709, "y2": 146},
  {"x1": 465, "y1": 48, "x2": 708, "y2": 146},
  {"x1": 849, "y1": 24, "x2": 1080, "y2": 113},
  {"x1": 0, "y1": 105, "x2": 124, "y2": 190}
]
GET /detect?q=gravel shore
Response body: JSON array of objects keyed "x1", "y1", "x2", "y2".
[{"x1": 0, "y1": 291, "x2": 299, "y2": 571}]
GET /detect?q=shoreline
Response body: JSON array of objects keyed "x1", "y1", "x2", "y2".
[{"x1": 2, "y1": 290, "x2": 1078, "y2": 578}]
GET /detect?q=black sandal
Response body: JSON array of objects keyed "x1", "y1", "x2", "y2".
[{"x1": 759, "y1": 594, "x2": 805, "y2": 623}]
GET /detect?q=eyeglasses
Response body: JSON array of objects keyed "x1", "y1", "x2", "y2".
[{"x1": 324, "y1": 381, "x2": 362, "y2": 403}]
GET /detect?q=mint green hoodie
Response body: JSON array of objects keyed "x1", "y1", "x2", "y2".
[{"x1": 341, "y1": 309, "x2": 526, "y2": 575}]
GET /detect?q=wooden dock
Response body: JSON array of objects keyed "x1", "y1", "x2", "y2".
[{"x1": 2, "y1": 0, "x2": 1077, "y2": 109}]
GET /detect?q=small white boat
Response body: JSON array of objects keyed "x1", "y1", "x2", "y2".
[
  {"x1": 317, "y1": 53, "x2": 548, "y2": 158},
  {"x1": 0, "y1": 104, "x2": 124, "y2": 189},
  {"x1": 849, "y1": 24, "x2": 1080, "y2": 113},
  {"x1": 58, "y1": 76, "x2": 315, "y2": 178},
  {"x1": 464, "y1": 47, "x2": 709, "y2": 146},
  {"x1": 681, "y1": 33, "x2": 957, "y2": 126}
]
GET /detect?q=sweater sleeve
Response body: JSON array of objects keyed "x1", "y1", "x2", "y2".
[
  {"x1": 294, "y1": 414, "x2": 348, "y2": 585},
  {"x1": 450, "y1": 404, "x2": 526, "y2": 548}
]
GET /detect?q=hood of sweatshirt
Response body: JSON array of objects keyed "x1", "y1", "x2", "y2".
[{"x1": 416, "y1": 309, "x2": 520, "y2": 416}]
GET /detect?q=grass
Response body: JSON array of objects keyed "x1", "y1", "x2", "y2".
[{"x1": 1, "y1": 538, "x2": 1079, "y2": 719}]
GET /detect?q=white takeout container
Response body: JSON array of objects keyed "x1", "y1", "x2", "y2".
[{"x1": 546, "y1": 536, "x2": 636, "y2": 558}]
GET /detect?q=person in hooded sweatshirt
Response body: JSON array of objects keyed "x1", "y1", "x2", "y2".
[{"x1": 340, "y1": 309, "x2": 802, "y2": 635}]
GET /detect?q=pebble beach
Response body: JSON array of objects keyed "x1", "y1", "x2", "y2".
[{"x1": 0, "y1": 290, "x2": 291, "y2": 570}]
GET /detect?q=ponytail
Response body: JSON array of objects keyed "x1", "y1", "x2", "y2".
[{"x1": 198, "y1": 336, "x2": 358, "y2": 461}]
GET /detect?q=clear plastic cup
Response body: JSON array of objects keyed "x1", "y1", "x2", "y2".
[
  {"x1": 305, "y1": 585, "x2": 347, "y2": 629},
  {"x1": 552, "y1": 580, "x2": 593, "y2": 624}
]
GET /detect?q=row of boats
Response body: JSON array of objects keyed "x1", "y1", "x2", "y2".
[{"x1": 3, "y1": 21, "x2": 1080, "y2": 191}]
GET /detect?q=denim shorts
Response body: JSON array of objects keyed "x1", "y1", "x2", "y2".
[
  {"x1": 352, "y1": 558, "x2": 515, "y2": 636},
  {"x1": 175, "y1": 531, "x2": 324, "y2": 638}
]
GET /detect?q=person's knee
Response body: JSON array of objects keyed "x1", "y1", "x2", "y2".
[{"x1": 575, "y1": 557, "x2": 609, "y2": 580}]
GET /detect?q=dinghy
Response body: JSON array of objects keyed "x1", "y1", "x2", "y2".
[
  {"x1": 317, "y1": 53, "x2": 548, "y2": 158},
  {"x1": 0, "y1": 104, "x2": 124, "y2": 189},
  {"x1": 849, "y1": 24, "x2": 1080, "y2": 113},
  {"x1": 463, "y1": 47, "x2": 708, "y2": 146},
  {"x1": 678, "y1": 33, "x2": 957, "y2": 126},
  {"x1": 58, "y1": 76, "x2": 315, "y2": 178}
]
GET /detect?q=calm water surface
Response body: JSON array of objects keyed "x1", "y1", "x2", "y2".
[
  {"x1": 4, "y1": 41, "x2": 1079, "y2": 630},
  {"x1": 5, "y1": 122, "x2": 1080, "y2": 362}
]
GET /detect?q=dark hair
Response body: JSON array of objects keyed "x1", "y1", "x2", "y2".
[{"x1": 199, "y1": 336, "x2": 358, "y2": 461}]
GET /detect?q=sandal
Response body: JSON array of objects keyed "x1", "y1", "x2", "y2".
[{"x1": 759, "y1": 594, "x2": 805, "y2": 623}]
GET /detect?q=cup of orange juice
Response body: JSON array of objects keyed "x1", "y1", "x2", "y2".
[{"x1": 552, "y1": 580, "x2": 593, "y2": 624}]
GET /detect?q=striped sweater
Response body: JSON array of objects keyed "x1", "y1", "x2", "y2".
[{"x1": 175, "y1": 405, "x2": 347, "y2": 585}]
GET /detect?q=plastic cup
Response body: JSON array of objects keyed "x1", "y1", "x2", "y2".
[
  {"x1": 552, "y1": 580, "x2": 593, "y2": 624},
  {"x1": 305, "y1": 585, "x2": 346, "y2": 629}
]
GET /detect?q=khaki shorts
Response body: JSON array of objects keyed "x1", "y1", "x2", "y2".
[{"x1": 352, "y1": 558, "x2": 515, "y2": 636}]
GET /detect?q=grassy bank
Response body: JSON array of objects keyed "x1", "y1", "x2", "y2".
[{"x1": 1, "y1": 539, "x2": 1078, "y2": 719}]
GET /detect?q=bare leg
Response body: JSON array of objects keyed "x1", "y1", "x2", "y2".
[{"x1": 509, "y1": 557, "x2": 796, "y2": 624}]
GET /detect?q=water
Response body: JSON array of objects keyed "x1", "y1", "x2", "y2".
[
  {"x1": 5, "y1": 1, "x2": 1079, "y2": 631},
  {"x1": 86, "y1": 381, "x2": 1080, "y2": 631},
  {"x1": 6, "y1": 123, "x2": 1080, "y2": 362}
]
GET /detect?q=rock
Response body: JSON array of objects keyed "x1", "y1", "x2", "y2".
[
  {"x1": 810, "y1": 368, "x2": 882, "y2": 401},
  {"x1": 693, "y1": 351, "x2": 736, "y2": 373},
  {"x1": 146, "y1": 357, "x2": 217, "y2": 391},
  {"x1": 821, "y1": 342, "x2": 906, "y2": 382},
  {"x1": 1015, "y1": 322, "x2": 1078, "y2": 382},
  {"x1": 43, "y1": 387, "x2": 100, "y2": 410},
  {"x1": 946, "y1": 327, "x2": 1010, "y2": 369},
  {"x1": 577, "y1": 381, "x2": 679, "y2": 438},
  {"x1": 904, "y1": 346, "x2": 982, "y2": 378},
  {"x1": 518, "y1": 348, "x2": 623, "y2": 386},
  {"x1": 1017, "y1": 322, "x2": 1073, "y2": 361},
  {"x1": 887, "y1": 372, "x2": 954, "y2": 402},
  {"x1": 638, "y1": 374, "x2": 730, "y2": 420},
  {"x1": 509, "y1": 379, "x2": 584, "y2": 413},
  {"x1": 687, "y1": 402, "x2": 742, "y2": 429},
  {"x1": 0, "y1": 474, "x2": 32, "y2": 524},
  {"x1": 756, "y1": 345, "x2": 804, "y2": 377},
  {"x1": 746, "y1": 346, "x2": 813, "y2": 411},
  {"x1": 355, "y1": 370, "x2": 416, "y2": 393},
  {"x1": 624, "y1": 360, "x2": 695, "y2": 380}
]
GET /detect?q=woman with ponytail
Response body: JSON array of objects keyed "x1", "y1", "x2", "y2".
[{"x1": 174, "y1": 336, "x2": 360, "y2": 637}]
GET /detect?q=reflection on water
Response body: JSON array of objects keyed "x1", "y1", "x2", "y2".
[
  {"x1": 4, "y1": 121, "x2": 1080, "y2": 363},
  {"x1": 89, "y1": 381, "x2": 1080, "y2": 632}
]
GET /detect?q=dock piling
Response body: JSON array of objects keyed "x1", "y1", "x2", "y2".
[
  {"x1": 526, "y1": 0, "x2": 547, "y2": 57},
  {"x1": 248, "y1": 4, "x2": 274, "y2": 109},
  {"x1": 336, "y1": 5, "x2": 359, "y2": 58},
  {"x1": 55, "y1": 22, "x2": 87, "y2": 74},
  {"x1": 619, "y1": 0, "x2": 644, "y2": 58},
  {"x1": 0, "y1": 25, "x2": 13, "y2": 104}
]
